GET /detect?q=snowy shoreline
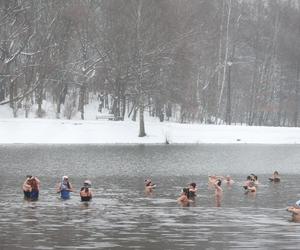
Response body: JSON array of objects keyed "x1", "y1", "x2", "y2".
[{"x1": 1, "y1": 118, "x2": 300, "y2": 144}]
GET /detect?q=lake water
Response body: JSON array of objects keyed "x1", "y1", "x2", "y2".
[{"x1": 0, "y1": 144, "x2": 300, "y2": 249}]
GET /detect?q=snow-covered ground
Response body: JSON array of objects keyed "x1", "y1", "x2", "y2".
[
  {"x1": 1, "y1": 103, "x2": 300, "y2": 144},
  {"x1": 0, "y1": 118, "x2": 300, "y2": 144}
]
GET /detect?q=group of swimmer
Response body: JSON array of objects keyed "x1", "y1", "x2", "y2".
[
  {"x1": 22, "y1": 171, "x2": 300, "y2": 221},
  {"x1": 175, "y1": 175, "x2": 234, "y2": 207},
  {"x1": 22, "y1": 175, "x2": 92, "y2": 202},
  {"x1": 146, "y1": 171, "x2": 300, "y2": 221}
]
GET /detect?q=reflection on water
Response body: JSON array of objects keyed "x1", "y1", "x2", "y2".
[{"x1": 0, "y1": 145, "x2": 300, "y2": 249}]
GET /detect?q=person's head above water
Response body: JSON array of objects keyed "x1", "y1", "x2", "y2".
[
  {"x1": 62, "y1": 176, "x2": 69, "y2": 184},
  {"x1": 145, "y1": 179, "x2": 152, "y2": 186},
  {"x1": 216, "y1": 179, "x2": 222, "y2": 186},
  {"x1": 84, "y1": 180, "x2": 91, "y2": 188},
  {"x1": 189, "y1": 182, "x2": 196, "y2": 188},
  {"x1": 182, "y1": 188, "x2": 189, "y2": 195},
  {"x1": 250, "y1": 174, "x2": 258, "y2": 180}
]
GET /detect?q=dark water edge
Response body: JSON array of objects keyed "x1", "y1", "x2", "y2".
[
  {"x1": 1, "y1": 143, "x2": 300, "y2": 176},
  {"x1": 1, "y1": 144, "x2": 300, "y2": 249}
]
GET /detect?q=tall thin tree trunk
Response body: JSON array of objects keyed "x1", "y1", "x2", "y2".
[
  {"x1": 215, "y1": 0, "x2": 225, "y2": 123},
  {"x1": 79, "y1": 86, "x2": 85, "y2": 120},
  {"x1": 217, "y1": 0, "x2": 232, "y2": 117},
  {"x1": 226, "y1": 62, "x2": 232, "y2": 124},
  {"x1": 136, "y1": 0, "x2": 146, "y2": 137},
  {"x1": 121, "y1": 94, "x2": 126, "y2": 120},
  {"x1": 248, "y1": 58, "x2": 258, "y2": 125},
  {"x1": 139, "y1": 104, "x2": 146, "y2": 137},
  {"x1": 132, "y1": 107, "x2": 138, "y2": 121},
  {"x1": 294, "y1": 61, "x2": 300, "y2": 127},
  {"x1": 37, "y1": 81, "x2": 43, "y2": 118}
]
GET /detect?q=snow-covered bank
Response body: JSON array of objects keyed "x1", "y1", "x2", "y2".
[{"x1": 1, "y1": 118, "x2": 300, "y2": 144}]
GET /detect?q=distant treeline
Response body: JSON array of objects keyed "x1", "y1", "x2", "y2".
[{"x1": 0, "y1": 0, "x2": 300, "y2": 135}]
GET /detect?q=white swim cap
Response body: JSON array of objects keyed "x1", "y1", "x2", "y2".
[{"x1": 84, "y1": 180, "x2": 91, "y2": 187}]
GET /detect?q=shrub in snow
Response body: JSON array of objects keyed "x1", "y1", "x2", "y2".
[
  {"x1": 35, "y1": 108, "x2": 46, "y2": 118},
  {"x1": 63, "y1": 93, "x2": 78, "y2": 120}
]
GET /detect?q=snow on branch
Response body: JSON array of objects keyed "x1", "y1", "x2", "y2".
[
  {"x1": 0, "y1": 77, "x2": 40, "y2": 106},
  {"x1": 4, "y1": 48, "x2": 23, "y2": 64},
  {"x1": 21, "y1": 51, "x2": 41, "y2": 56}
]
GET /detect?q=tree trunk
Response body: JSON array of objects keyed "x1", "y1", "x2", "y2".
[
  {"x1": 132, "y1": 107, "x2": 138, "y2": 121},
  {"x1": 136, "y1": 0, "x2": 146, "y2": 137},
  {"x1": 121, "y1": 94, "x2": 126, "y2": 120},
  {"x1": 225, "y1": 63, "x2": 232, "y2": 125},
  {"x1": 138, "y1": 105, "x2": 146, "y2": 137},
  {"x1": 293, "y1": 60, "x2": 300, "y2": 127},
  {"x1": 78, "y1": 86, "x2": 85, "y2": 120},
  {"x1": 225, "y1": 39, "x2": 235, "y2": 125},
  {"x1": 56, "y1": 101, "x2": 61, "y2": 119},
  {"x1": 115, "y1": 82, "x2": 121, "y2": 119},
  {"x1": 37, "y1": 81, "x2": 43, "y2": 118},
  {"x1": 248, "y1": 60, "x2": 258, "y2": 125},
  {"x1": 217, "y1": 0, "x2": 232, "y2": 117},
  {"x1": 214, "y1": 0, "x2": 225, "y2": 123}
]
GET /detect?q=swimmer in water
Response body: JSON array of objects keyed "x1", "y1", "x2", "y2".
[
  {"x1": 287, "y1": 200, "x2": 300, "y2": 222},
  {"x1": 80, "y1": 180, "x2": 92, "y2": 202},
  {"x1": 214, "y1": 179, "x2": 223, "y2": 197},
  {"x1": 177, "y1": 188, "x2": 192, "y2": 207},
  {"x1": 269, "y1": 171, "x2": 280, "y2": 182},
  {"x1": 56, "y1": 176, "x2": 74, "y2": 200},
  {"x1": 243, "y1": 176, "x2": 253, "y2": 190},
  {"x1": 23, "y1": 176, "x2": 40, "y2": 201},
  {"x1": 243, "y1": 175, "x2": 256, "y2": 194},
  {"x1": 22, "y1": 175, "x2": 32, "y2": 200},
  {"x1": 208, "y1": 175, "x2": 217, "y2": 184},
  {"x1": 208, "y1": 175, "x2": 224, "y2": 187},
  {"x1": 188, "y1": 182, "x2": 197, "y2": 199},
  {"x1": 214, "y1": 179, "x2": 223, "y2": 207},
  {"x1": 144, "y1": 179, "x2": 156, "y2": 193},
  {"x1": 250, "y1": 174, "x2": 259, "y2": 185},
  {"x1": 30, "y1": 176, "x2": 40, "y2": 201},
  {"x1": 224, "y1": 175, "x2": 234, "y2": 185}
]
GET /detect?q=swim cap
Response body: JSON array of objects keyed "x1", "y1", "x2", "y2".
[
  {"x1": 84, "y1": 180, "x2": 91, "y2": 187},
  {"x1": 84, "y1": 180, "x2": 91, "y2": 185},
  {"x1": 296, "y1": 200, "x2": 300, "y2": 206},
  {"x1": 62, "y1": 176, "x2": 69, "y2": 184}
]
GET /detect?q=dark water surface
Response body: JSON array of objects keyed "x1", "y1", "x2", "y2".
[{"x1": 0, "y1": 144, "x2": 300, "y2": 249}]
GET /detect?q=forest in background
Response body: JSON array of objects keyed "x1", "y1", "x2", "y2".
[{"x1": 0, "y1": 0, "x2": 300, "y2": 136}]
